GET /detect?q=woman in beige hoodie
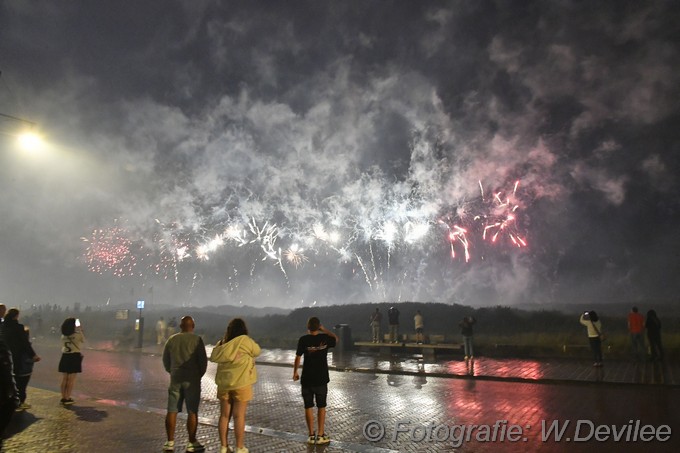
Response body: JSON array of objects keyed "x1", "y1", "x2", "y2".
[{"x1": 210, "y1": 318, "x2": 261, "y2": 453}]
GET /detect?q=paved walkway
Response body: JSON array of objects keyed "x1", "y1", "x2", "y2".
[{"x1": 3, "y1": 339, "x2": 678, "y2": 452}]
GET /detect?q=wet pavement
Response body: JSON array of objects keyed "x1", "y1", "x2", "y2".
[{"x1": 3, "y1": 338, "x2": 679, "y2": 452}]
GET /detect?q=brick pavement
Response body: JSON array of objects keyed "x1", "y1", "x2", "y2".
[{"x1": 3, "y1": 340, "x2": 679, "y2": 452}]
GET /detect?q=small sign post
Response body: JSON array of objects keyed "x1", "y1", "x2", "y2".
[{"x1": 136, "y1": 300, "x2": 145, "y2": 348}]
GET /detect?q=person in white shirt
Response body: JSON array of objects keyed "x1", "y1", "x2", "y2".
[
  {"x1": 414, "y1": 311, "x2": 424, "y2": 344},
  {"x1": 58, "y1": 317, "x2": 85, "y2": 405}
]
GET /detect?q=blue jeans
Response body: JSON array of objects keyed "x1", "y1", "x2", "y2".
[
  {"x1": 588, "y1": 337, "x2": 603, "y2": 363},
  {"x1": 630, "y1": 333, "x2": 645, "y2": 360},
  {"x1": 463, "y1": 336, "x2": 474, "y2": 358}
]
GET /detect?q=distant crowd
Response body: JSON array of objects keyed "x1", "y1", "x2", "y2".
[{"x1": 365, "y1": 305, "x2": 666, "y2": 369}]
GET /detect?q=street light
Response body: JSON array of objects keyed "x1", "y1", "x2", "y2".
[
  {"x1": 17, "y1": 131, "x2": 44, "y2": 153},
  {"x1": 0, "y1": 112, "x2": 45, "y2": 154}
]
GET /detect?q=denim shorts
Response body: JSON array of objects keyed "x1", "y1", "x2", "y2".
[{"x1": 167, "y1": 379, "x2": 201, "y2": 413}]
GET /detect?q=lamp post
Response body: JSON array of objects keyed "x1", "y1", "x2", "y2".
[
  {"x1": 1, "y1": 70, "x2": 44, "y2": 152},
  {"x1": 0, "y1": 112, "x2": 44, "y2": 153}
]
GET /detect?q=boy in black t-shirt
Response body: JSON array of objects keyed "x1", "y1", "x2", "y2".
[{"x1": 293, "y1": 317, "x2": 338, "y2": 445}]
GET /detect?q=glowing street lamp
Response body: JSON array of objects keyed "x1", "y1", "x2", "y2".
[
  {"x1": 17, "y1": 130, "x2": 45, "y2": 153},
  {"x1": 0, "y1": 112, "x2": 45, "y2": 154}
]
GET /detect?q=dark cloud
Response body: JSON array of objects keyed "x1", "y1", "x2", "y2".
[{"x1": 1, "y1": 1, "x2": 679, "y2": 308}]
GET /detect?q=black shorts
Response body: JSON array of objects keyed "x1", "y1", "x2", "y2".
[
  {"x1": 301, "y1": 385, "x2": 327, "y2": 409},
  {"x1": 58, "y1": 353, "x2": 83, "y2": 373}
]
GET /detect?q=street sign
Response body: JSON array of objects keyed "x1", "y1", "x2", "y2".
[{"x1": 115, "y1": 309, "x2": 129, "y2": 320}]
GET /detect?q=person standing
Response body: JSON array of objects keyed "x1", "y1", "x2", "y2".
[
  {"x1": 0, "y1": 304, "x2": 6, "y2": 337},
  {"x1": 414, "y1": 310, "x2": 424, "y2": 344},
  {"x1": 0, "y1": 337, "x2": 19, "y2": 448},
  {"x1": 627, "y1": 306, "x2": 645, "y2": 361},
  {"x1": 166, "y1": 317, "x2": 178, "y2": 338},
  {"x1": 210, "y1": 318, "x2": 261, "y2": 453},
  {"x1": 293, "y1": 317, "x2": 337, "y2": 445},
  {"x1": 162, "y1": 316, "x2": 208, "y2": 452},
  {"x1": 369, "y1": 308, "x2": 382, "y2": 343},
  {"x1": 156, "y1": 317, "x2": 167, "y2": 345},
  {"x1": 2, "y1": 308, "x2": 41, "y2": 411},
  {"x1": 58, "y1": 317, "x2": 85, "y2": 405},
  {"x1": 388, "y1": 307, "x2": 400, "y2": 343},
  {"x1": 579, "y1": 311, "x2": 604, "y2": 367},
  {"x1": 645, "y1": 310, "x2": 664, "y2": 363},
  {"x1": 459, "y1": 316, "x2": 476, "y2": 361}
]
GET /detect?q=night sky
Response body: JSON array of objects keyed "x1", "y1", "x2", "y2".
[{"x1": 1, "y1": 1, "x2": 679, "y2": 309}]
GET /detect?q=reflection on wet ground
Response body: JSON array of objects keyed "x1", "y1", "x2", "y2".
[
  {"x1": 86, "y1": 340, "x2": 678, "y2": 386},
  {"x1": 256, "y1": 347, "x2": 679, "y2": 386},
  {"x1": 26, "y1": 340, "x2": 679, "y2": 451}
]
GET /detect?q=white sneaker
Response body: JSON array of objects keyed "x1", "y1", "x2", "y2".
[
  {"x1": 163, "y1": 440, "x2": 174, "y2": 451},
  {"x1": 234, "y1": 447, "x2": 248, "y2": 453},
  {"x1": 186, "y1": 442, "x2": 205, "y2": 452}
]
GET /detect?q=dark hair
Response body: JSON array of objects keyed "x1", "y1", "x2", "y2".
[
  {"x1": 61, "y1": 317, "x2": 76, "y2": 336},
  {"x1": 632, "y1": 306, "x2": 638, "y2": 313},
  {"x1": 589, "y1": 311, "x2": 599, "y2": 322},
  {"x1": 224, "y1": 318, "x2": 248, "y2": 342},
  {"x1": 4, "y1": 308, "x2": 19, "y2": 322},
  {"x1": 307, "y1": 317, "x2": 320, "y2": 332},
  {"x1": 647, "y1": 309, "x2": 658, "y2": 319}
]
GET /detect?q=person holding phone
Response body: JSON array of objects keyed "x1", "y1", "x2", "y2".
[{"x1": 58, "y1": 317, "x2": 85, "y2": 405}]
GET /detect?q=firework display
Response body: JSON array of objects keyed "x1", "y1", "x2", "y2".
[
  {"x1": 83, "y1": 179, "x2": 530, "y2": 302},
  {"x1": 82, "y1": 226, "x2": 140, "y2": 277}
]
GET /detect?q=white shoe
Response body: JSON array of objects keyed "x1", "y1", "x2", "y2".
[
  {"x1": 186, "y1": 441, "x2": 205, "y2": 452},
  {"x1": 235, "y1": 448, "x2": 249, "y2": 453},
  {"x1": 220, "y1": 447, "x2": 233, "y2": 453}
]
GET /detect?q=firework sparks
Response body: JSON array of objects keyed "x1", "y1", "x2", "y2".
[
  {"x1": 404, "y1": 221, "x2": 430, "y2": 244},
  {"x1": 83, "y1": 226, "x2": 138, "y2": 277},
  {"x1": 284, "y1": 243, "x2": 308, "y2": 268},
  {"x1": 449, "y1": 225, "x2": 471, "y2": 262},
  {"x1": 196, "y1": 234, "x2": 225, "y2": 260},
  {"x1": 479, "y1": 180, "x2": 527, "y2": 248},
  {"x1": 82, "y1": 174, "x2": 531, "y2": 299},
  {"x1": 225, "y1": 224, "x2": 249, "y2": 246}
]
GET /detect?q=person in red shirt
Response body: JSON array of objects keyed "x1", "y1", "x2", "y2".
[{"x1": 627, "y1": 306, "x2": 645, "y2": 362}]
